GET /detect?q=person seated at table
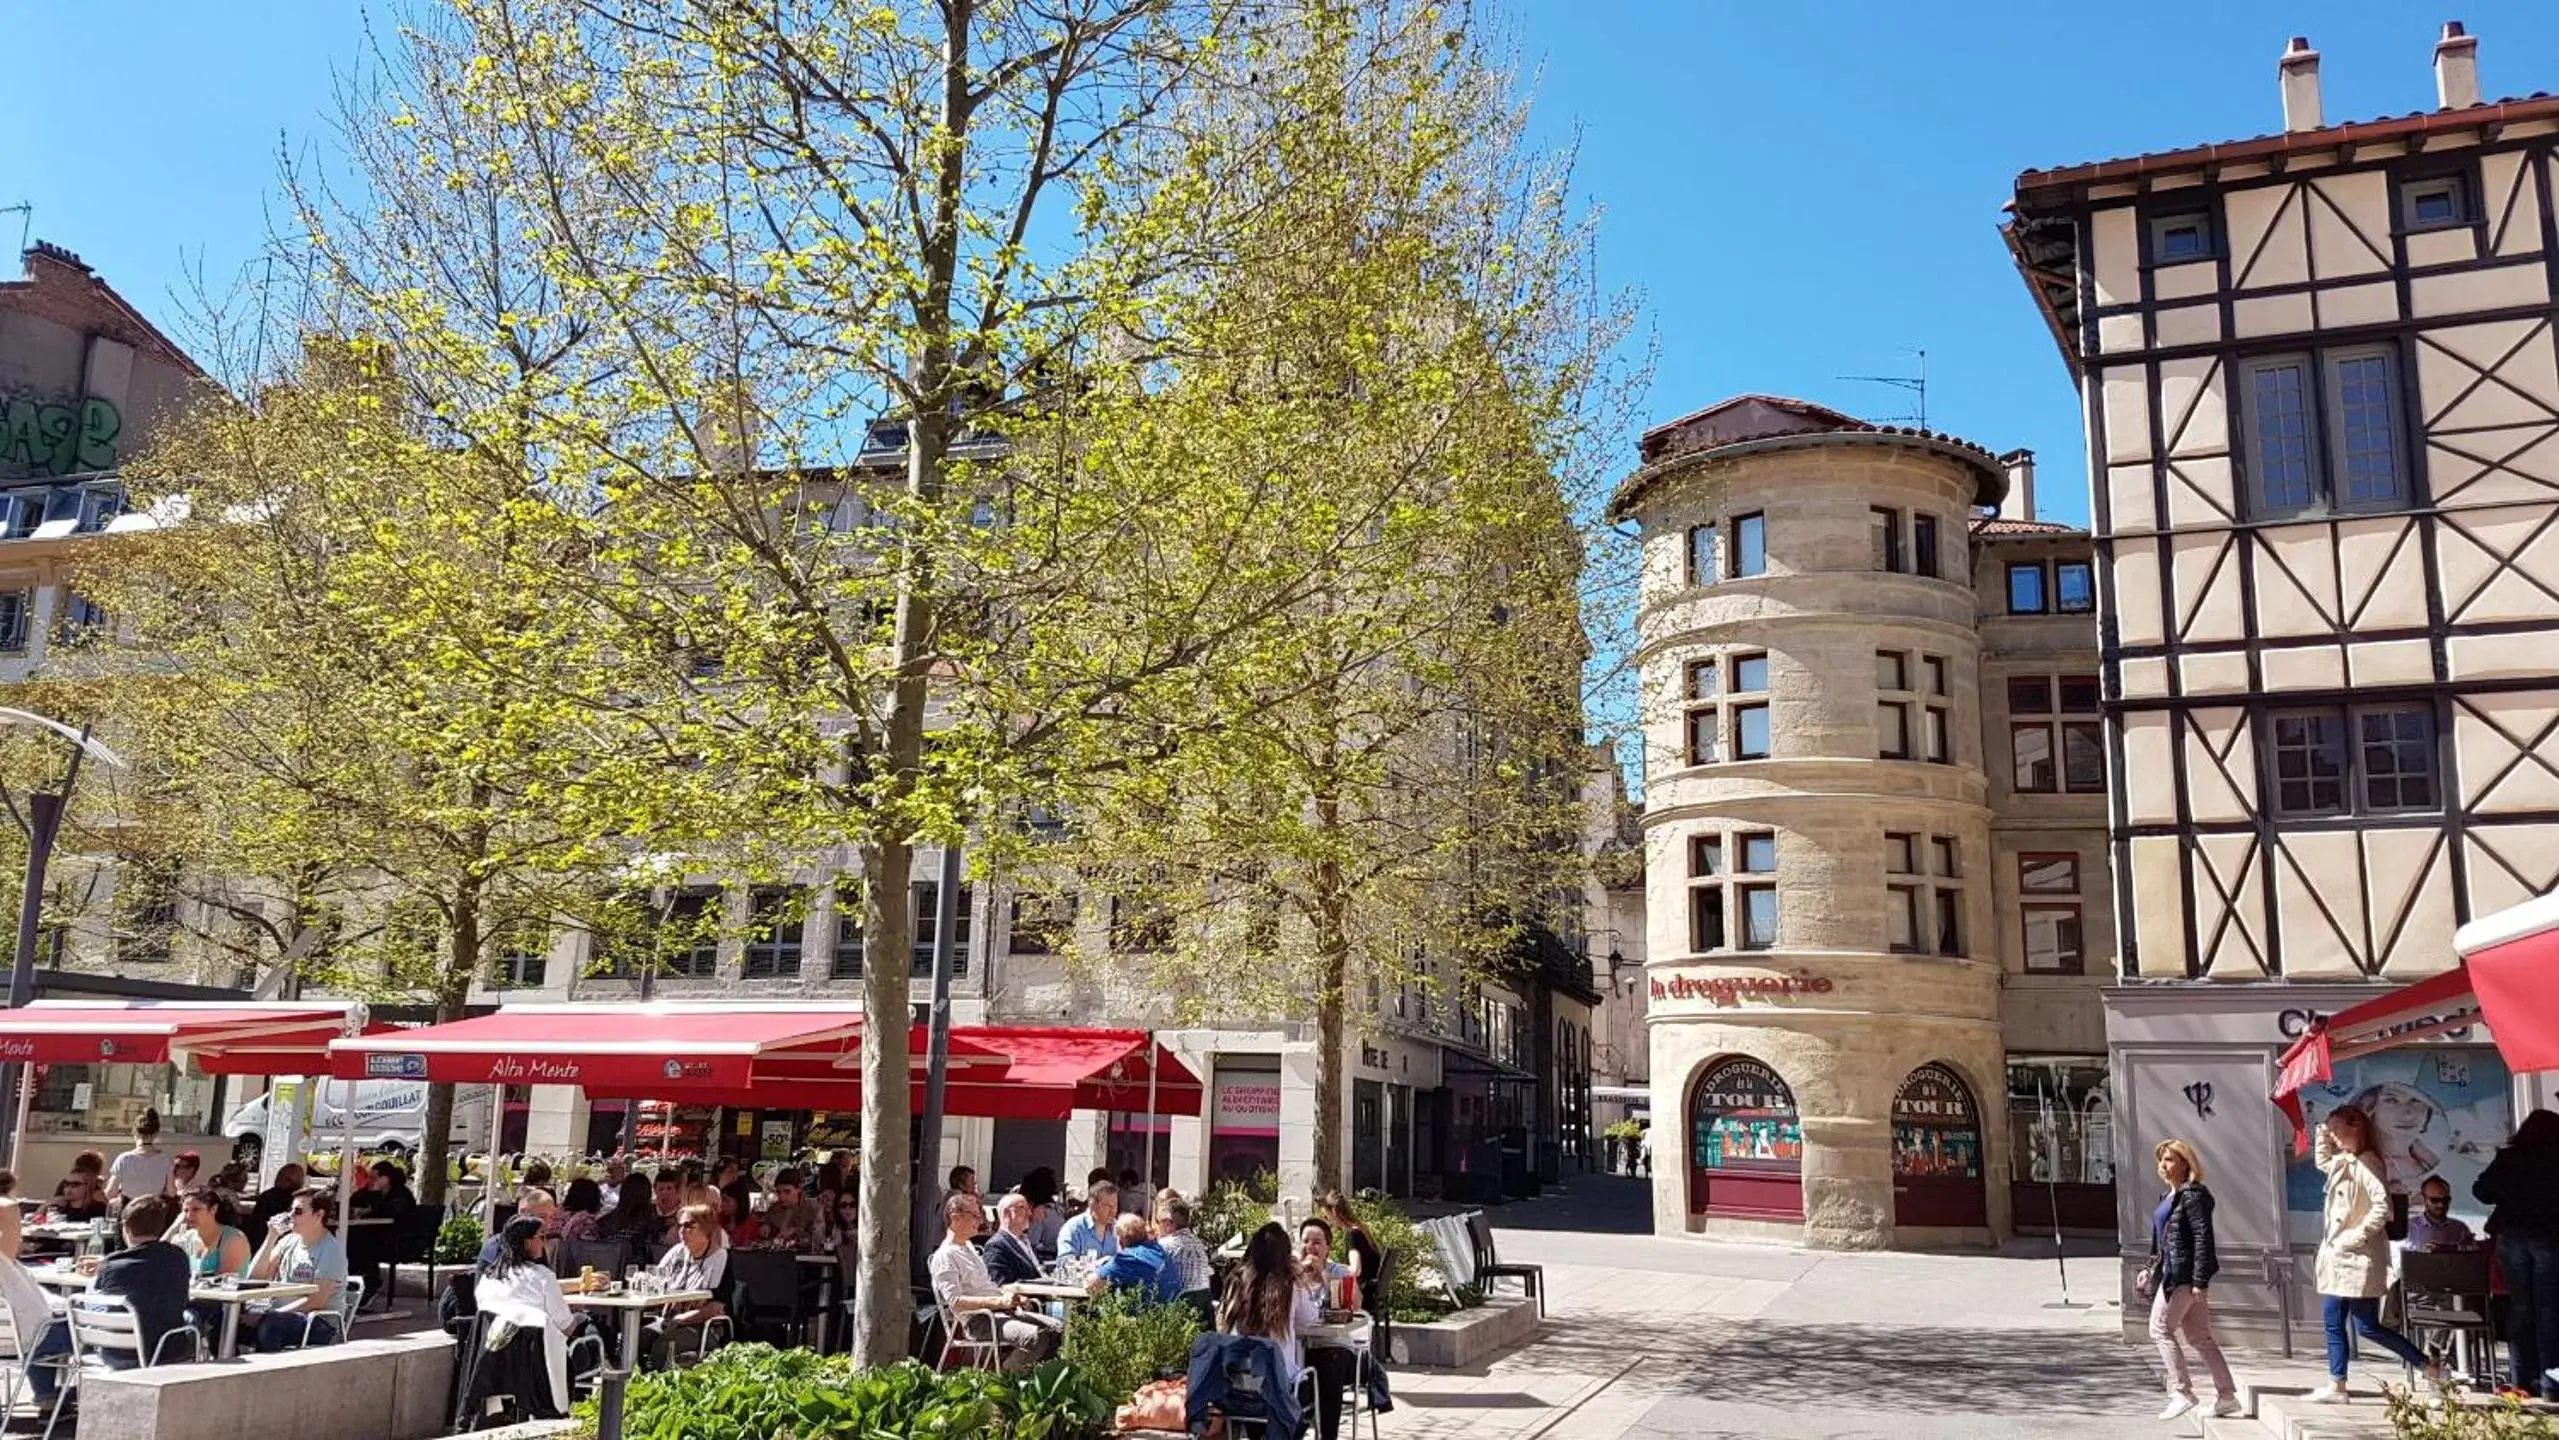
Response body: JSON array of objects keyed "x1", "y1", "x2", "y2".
[
  {"x1": 813, "y1": 1158, "x2": 847, "y2": 1209},
  {"x1": 164, "y1": 1150, "x2": 202, "y2": 1200},
  {"x1": 1298, "y1": 1217, "x2": 1355, "y2": 1308},
  {"x1": 349, "y1": 1159, "x2": 417, "y2": 1301},
  {"x1": 26, "y1": 1196, "x2": 192, "y2": 1408},
  {"x1": 1058, "y1": 1180, "x2": 1121, "y2": 1262},
  {"x1": 598, "y1": 1156, "x2": 630, "y2": 1210},
  {"x1": 1153, "y1": 1191, "x2": 1212, "y2": 1303},
  {"x1": 249, "y1": 1163, "x2": 305, "y2": 1236},
  {"x1": 1019, "y1": 1168, "x2": 1065, "y2": 1259},
  {"x1": 762, "y1": 1168, "x2": 822, "y2": 1251},
  {"x1": 482, "y1": 1187, "x2": 559, "y2": 1266},
  {"x1": 0, "y1": 1169, "x2": 22, "y2": 1261},
  {"x1": 928, "y1": 1192, "x2": 1057, "y2": 1370},
  {"x1": 105, "y1": 1110, "x2": 174, "y2": 1207},
  {"x1": 474, "y1": 1215, "x2": 601, "y2": 1416},
  {"x1": 247, "y1": 1189, "x2": 348, "y2": 1352},
  {"x1": 717, "y1": 1189, "x2": 762, "y2": 1249},
  {"x1": 596, "y1": 1174, "x2": 663, "y2": 1255},
  {"x1": 641, "y1": 1203, "x2": 731, "y2": 1370},
  {"x1": 944, "y1": 1165, "x2": 980, "y2": 1212},
  {"x1": 1095, "y1": 1213, "x2": 1183, "y2": 1305},
  {"x1": 555, "y1": 1177, "x2": 607, "y2": 1245},
  {"x1": 170, "y1": 1187, "x2": 251, "y2": 1279},
  {"x1": 2409, "y1": 1177, "x2": 2480, "y2": 1251},
  {"x1": 983, "y1": 1193, "x2": 1044, "y2": 1286},
  {"x1": 0, "y1": 1214, "x2": 55, "y2": 1361},
  {"x1": 1220, "y1": 1221, "x2": 1351, "y2": 1440},
  {"x1": 51, "y1": 1153, "x2": 107, "y2": 1222}
]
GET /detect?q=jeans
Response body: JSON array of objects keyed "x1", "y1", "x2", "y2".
[
  {"x1": 2149, "y1": 1286, "x2": 2236, "y2": 1399},
  {"x1": 2501, "y1": 1231, "x2": 2559, "y2": 1396},
  {"x1": 25, "y1": 1318, "x2": 143, "y2": 1401},
  {"x1": 1305, "y1": 1345, "x2": 1356, "y2": 1440},
  {"x1": 2322, "y1": 1293, "x2": 2428, "y2": 1380},
  {"x1": 253, "y1": 1308, "x2": 343, "y2": 1354}
]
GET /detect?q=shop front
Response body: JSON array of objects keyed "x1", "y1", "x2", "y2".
[{"x1": 2103, "y1": 982, "x2": 2513, "y2": 1345}]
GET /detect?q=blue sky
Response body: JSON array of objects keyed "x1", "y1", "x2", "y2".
[{"x1": 9, "y1": 3, "x2": 2559, "y2": 526}]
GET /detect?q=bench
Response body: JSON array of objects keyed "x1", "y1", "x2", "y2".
[{"x1": 75, "y1": 1331, "x2": 456, "y2": 1440}]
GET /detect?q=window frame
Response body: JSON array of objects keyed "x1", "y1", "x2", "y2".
[
  {"x1": 2398, "y1": 172, "x2": 2472, "y2": 234},
  {"x1": 2054, "y1": 561, "x2": 2095, "y2": 614},
  {"x1": 2006, "y1": 562, "x2": 2048, "y2": 614},
  {"x1": 2148, "y1": 209, "x2": 2216, "y2": 264},
  {"x1": 1912, "y1": 513, "x2": 1940, "y2": 579},
  {"x1": 2267, "y1": 707, "x2": 2352, "y2": 818},
  {"x1": 1871, "y1": 507, "x2": 1904, "y2": 573},
  {"x1": 2322, "y1": 345, "x2": 2410, "y2": 513},
  {"x1": 2017, "y1": 851, "x2": 2080, "y2": 895},
  {"x1": 2263, "y1": 703, "x2": 2441, "y2": 819},
  {"x1": 2242, "y1": 345, "x2": 2414, "y2": 518},
  {"x1": 1686, "y1": 523, "x2": 1720, "y2": 587},
  {"x1": 1732, "y1": 703, "x2": 1770, "y2": 761},
  {"x1": 741, "y1": 885, "x2": 805, "y2": 979},
  {"x1": 2021, "y1": 903, "x2": 2085, "y2": 975},
  {"x1": 1731, "y1": 513, "x2": 1767, "y2": 578},
  {"x1": 1877, "y1": 701, "x2": 1911, "y2": 760}
]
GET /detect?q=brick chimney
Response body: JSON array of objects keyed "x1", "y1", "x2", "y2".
[
  {"x1": 2436, "y1": 22, "x2": 2481, "y2": 110},
  {"x1": 2280, "y1": 36, "x2": 2324, "y2": 133},
  {"x1": 1998, "y1": 449, "x2": 2037, "y2": 523}
]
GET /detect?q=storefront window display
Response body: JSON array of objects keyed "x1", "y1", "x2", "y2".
[
  {"x1": 2282, "y1": 1046, "x2": 2508, "y2": 1246},
  {"x1": 1687, "y1": 1055, "x2": 1804, "y2": 1221},
  {"x1": 2005, "y1": 1057, "x2": 2113, "y2": 1232},
  {"x1": 1206, "y1": 1059, "x2": 1281, "y2": 1185}
]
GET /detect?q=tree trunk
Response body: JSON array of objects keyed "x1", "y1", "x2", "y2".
[
  {"x1": 1310, "y1": 789, "x2": 1348, "y2": 1195},
  {"x1": 851, "y1": 0, "x2": 973, "y2": 1370},
  {"x1": 420, "y1": 896, "x2": 480, "y2": 1210}
]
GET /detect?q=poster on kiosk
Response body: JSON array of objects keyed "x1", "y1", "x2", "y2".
[{"x1": 260, "y1": 1079, "x2": 312, "y2": 1190}]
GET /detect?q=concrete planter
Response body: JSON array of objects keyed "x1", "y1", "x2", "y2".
[
  {"x1": 78, "y1": 1332, "x2": 456, "y2": 1440},
  {"x1": 1385, "y1": 1294, "x2": 1540, "y2": 1369}
]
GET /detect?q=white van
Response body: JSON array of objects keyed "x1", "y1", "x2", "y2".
[{"x1": 225, "y1": 1077, "x2": 490, "y2": 1168}]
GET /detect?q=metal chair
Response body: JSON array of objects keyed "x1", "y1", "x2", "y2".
[
  {"x1": 299, "y1": 1275, "x2": 363, "y2": 1346},
  {"x1": 724, "y1": 1249, "x2": 809, "y2": 1347},
  {"x1": 1465, "y1": 1212, "x2": 1542, "y2": 1316},
  {"x1": 41, "y1": 1295, "x2": 201, "y2": 1440},
  {"x1": 2402, "y1": 1249, "x2": 2497, "y2": 1379},
  {"x1": 0, "y1": 1293, "x2": 27, "y2": 1423}
]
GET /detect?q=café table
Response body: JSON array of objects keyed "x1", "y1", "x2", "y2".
[
  {"x1": 23, "y1": 1222, "x2": 109, "y2": 1256},
  {"x1": 1007, "y1": 1279, "x2": 1097, "y2": 1304},
  {"x1": 28, "y1": 1265, "x2": 323, "y2": 1359},
  {"x1": 564, "y1": 1286, "x2": 714, "y2": 1370},
  {"x1": 1303, "y1": 1311, "x2": 1377, "y2": 1438}
]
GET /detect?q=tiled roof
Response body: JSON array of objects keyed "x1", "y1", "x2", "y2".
[
  {"x1": 1612, "y1": 394, "x2": 2010, "y2": 520},
  {"x1": 2013, "y1": 93, "x2": 2559, "y2": 197},
  {"x1": 1971, "y1": 517, "x2": 2086, "y2": 538}
]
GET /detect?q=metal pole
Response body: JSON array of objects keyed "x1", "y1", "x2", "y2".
[
  {"x1": 912, "y1": 842, "x2": 961, "y2": 1275},
  {"x1": 1143, "y1": 1038, "x2": 1159, "y2": 1202},
  {"x1": 1, "y1": 781, "x2": 71, "y2": 1167}
]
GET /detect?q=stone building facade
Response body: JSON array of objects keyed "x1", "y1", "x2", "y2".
[
  {"x1": 1611, "y1": 395, "x2": 2112, "y2": 1249},
  {"x1": 2004, "y1": 26, "x2": 2559, "y2": 1338}
]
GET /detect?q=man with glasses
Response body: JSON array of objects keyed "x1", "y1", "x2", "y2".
[
  {"x1": 2410, "y1": 1177, "x2": 2481, "y2": 1252},
  {"x1": 928, "y1": 1192, "x2": 1058, "y2": 1370},
  {"x1": 246, "y1": 1189, "x2": 348, "y2": 1352}
]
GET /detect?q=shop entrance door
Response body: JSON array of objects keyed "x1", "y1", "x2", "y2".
[
  {"x1": 1892, "y1": 1062, "x2": 1988, "y2": 1229},
  {"x1": 1386, "y1": 1084, "x2": 1413, "y2": 1198},
  {"x1": 1352, "y1": 1080, "x2": 1384, "y2": 1194}
]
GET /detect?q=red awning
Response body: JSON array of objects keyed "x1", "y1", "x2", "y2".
[
  {"x1": 327, "y1": 1003, "x2": 1001, "y2": 1097},
  {"x1": 939, "y1": 1028, "x2": 1204, "y2": 1120},
  {"x1": 0, "y1": 1001, "x2": 361, "y2": 1074},
  {"x1": 2272, "y1": 890, "x2": 2559, "y2": 1151}
]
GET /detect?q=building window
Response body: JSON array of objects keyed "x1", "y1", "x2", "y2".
[
  {"x1": 1881, "y1": 650, "x2": 1950, "y2": 763},
  {"x1": 1875, "y1": 652, "x2": 1905, "y2": 691},
  {"x1": 1922, "y1": 655, "x2": 1947, "y2": 696},
  {"x1": 1688, "y1": 835, "x2": 1725, "y2": 952},
  {"x1": 0, "y1": 591, "x2": 29, "y2": 653},
  {"x1": 2019, "y1": 852, "x2": 2083, "y2": 976},
  {"x1": 1732, "y1": 513, "x2": 1766, "y2": 578},
  {"x1": 1732, "y1": 653, "x2": 1768, "y2": 693},
  {"x1": 53, "y1": 591, "x2": 105, "y2": 643},
  {"x1": 2267, "y1": 704, "x2": 2437, "y2": 817},
  {"x1": 2400, "y1": 174, "x2": 2471, "y2": 232},
  {"x1": 2007, "y1": 563, "x2": 2047, "y2": 614},
  {"x1": 1733, "y1": 704, "x2": 1770, "y2": 761},
  {"x1": 1872, "y1": 508, "x2": 1904, "y2": 573},
  {"x1": 1877, "y1": 701, "x2": 1911, "y2": 760},
  {"x1": 1913, "y1": 514, "x2": 1940, "y2": 579},
  {"x1": 2011, "y1": 674, "x2": 2104, "y2": 794},
  {"x1": 2243, "y1": 348, "x2": 2409, "y2": 517},
  {"x1": 663, "y1": 886, "x2": 722, "y2": 978},
  {"x1": 742, "y1": 886, "x2": 804, "y2": 978},
  {"x1": 492, "y1": 926, "x2": 549, "y2": 989},
  {"x1": 1110, "y1": 893, "x2": 1173, "y2": 954},
  {"x1": 2054, "y1": 561, "x2": 2094, "y2": 613},
  {"x1": 1884, "y1": 832, "x2": 1920, "y2": 953},
  {"x1": 114, "y1": 863, "x2": 181, "y2": 965},
  {"x1": 1685, "y1": 659, "x2": 1721, "y2": 766},
  {"x1": 1010, "y1": 892, "x2": 1072, "y2": 955},
  {"x1": 829, "y1": 880, "x2": 865, "y2": 978},
  {"x1": 2149, "y1": 210, "x2": 2213, "y2": 262},
  {"x1": 1737, "y1": 829, "x2": 1778, "y2": 951},
  {"x1": 1687, "y1": 523, "x2": 1719, "y2": 586}
]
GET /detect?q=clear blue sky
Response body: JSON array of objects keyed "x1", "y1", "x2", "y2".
[{"x1": 8, "y1": 3, "x2": 2559, "y2": 527}]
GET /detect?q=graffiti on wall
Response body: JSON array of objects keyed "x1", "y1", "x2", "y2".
[{"x1": 0, "y1": 394, "x2": 121, "y2": 477}]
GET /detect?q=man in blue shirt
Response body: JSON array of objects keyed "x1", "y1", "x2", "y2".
[
  {"x1": 1093, "y1": 1213, "x2": 1182, "y2": 1305},
  {"x1": 1057, "y1": 1180, "x2": 1120, "y2": 1261}
]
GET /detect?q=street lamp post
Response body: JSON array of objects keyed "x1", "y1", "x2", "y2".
[{"x1": 0, "y1": 709, "x2": 127, "y2": 1166}]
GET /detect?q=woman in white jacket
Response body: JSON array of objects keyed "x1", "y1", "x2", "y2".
[
  {"x1": 2312, "y1": 1104, "x2": 2437, "y2": 1402},
  {"x1": 475, "y1": 1215, "x2": 594, "y2": 1416}
]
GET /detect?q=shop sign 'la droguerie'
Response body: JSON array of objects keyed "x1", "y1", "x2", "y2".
[{"x1": 1651, "y1": 969, "x2": 1836, "y2": 1008}]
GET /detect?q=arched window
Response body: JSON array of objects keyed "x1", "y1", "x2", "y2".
[{"x1": 1687, "y1": 1055, "x2": 1804, "y2": 1221}]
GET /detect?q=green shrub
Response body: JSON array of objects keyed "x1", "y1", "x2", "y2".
[
  {"x1": 583, "y1": 1345, "x2": 1112, "y2": 1440},
  {"x1": 2385, "y1": 1380, "x2": 2559, "y2": 1439},
  {"x1": 1195, "y1": 1175, "x2": 1277, "y2": 1253},
  {"x1": 434, "y1": 1214, "x2": 484, "y2": 1265},
  {"x1": 1062, "y1": 1289, "x2": 1202, "y2": 1407}
]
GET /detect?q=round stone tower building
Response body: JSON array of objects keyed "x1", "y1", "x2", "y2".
[{"x1": 1612, "y1": 395, "x2": 2013, "y2": 1250}]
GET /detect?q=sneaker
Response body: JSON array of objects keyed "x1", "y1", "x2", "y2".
[
  {"x1": 2309, "y1": 1385, "x2": 2350, "y2": 1404},
  {"x1": 2211, "y1": 1395, "x2": 2244, "y2": 1418},
  {"x1": 2157, "y1": 1394, "x2": 2197, "y2": 1420}
]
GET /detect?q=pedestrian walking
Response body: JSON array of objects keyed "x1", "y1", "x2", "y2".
[
  {"x1": 1638, "y1": 1126, "x2": 1651, "y2": 1178},
  {"x1": 2474, "y1": 1109, "x2": 2559, "y2": 1399},
  {"x1": 2144, "y1": 1139, "x2": 2239, "y2": 1420},
  {"x1": 2311, "y1": 1104, "x2": 2437, "y2": 1402}
]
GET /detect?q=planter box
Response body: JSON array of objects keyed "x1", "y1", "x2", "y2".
[
  {"x1": 77, "y1": 1332, "x2": 455, "y2": 1440},
  {"x1": 1385, "y1": 1294, "x2": 1539, "y2": 1369}
]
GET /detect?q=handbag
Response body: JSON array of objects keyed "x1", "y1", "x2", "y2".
[{"x1": 2134, "y1": 1257, "x2": 2160, "y2": 1300}]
